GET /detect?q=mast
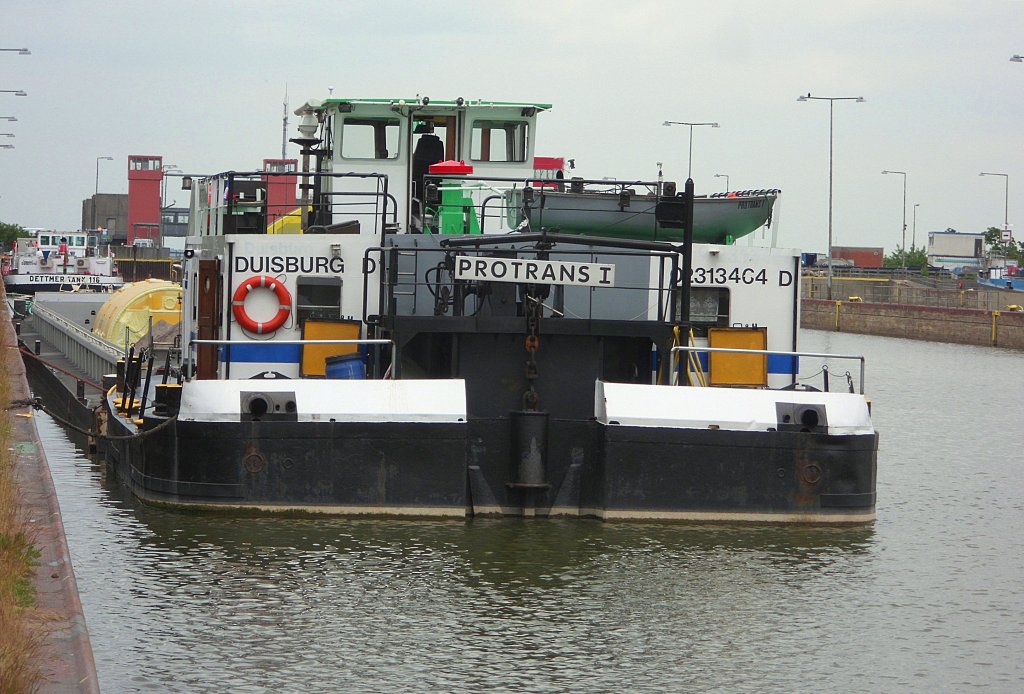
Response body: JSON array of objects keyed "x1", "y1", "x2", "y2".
[{"x1": 281, "y1": 85, "x2": 289, "y2": 159}]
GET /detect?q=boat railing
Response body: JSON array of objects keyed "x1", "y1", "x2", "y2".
[
  {"x1": 671, "y1": 345, "x2": 867, "y2": 394},
  {"x1": 188, "y1": 338, "x2": 395, "y2": 379},
  {"x1": 364, "y1": 240, "x2": 682, "y2": 324},
  {"x1": 191, "y1": 170, "x2": 395, "y2": 239},
  {"x1": 423, "y1": 174, "x2": 667, "y2": 235}
]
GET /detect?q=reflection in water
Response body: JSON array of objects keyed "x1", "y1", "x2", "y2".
[{"x1": 36, "y1": 329, "x2": 1024, "y2": 692}]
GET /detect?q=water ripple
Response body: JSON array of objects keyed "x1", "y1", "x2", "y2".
[{"x1": 34, "y1": 329, "x2": 1024, "y2": 692}]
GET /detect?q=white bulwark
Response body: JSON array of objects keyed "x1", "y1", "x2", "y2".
[{"x1": 454, "y1": 256, "x2": 615, "y2": 287}]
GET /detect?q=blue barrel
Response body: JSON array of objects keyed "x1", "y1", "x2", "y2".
[{"x1": 325, "y1": 352, "x2": 366, "y2": 380}]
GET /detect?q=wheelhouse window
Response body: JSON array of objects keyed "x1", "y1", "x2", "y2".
[
  {"x1": 680, "y1": 287, "x2": 731, "y2": 337},
  {"x1": 339, "y1": 118, "x2": 400, "y2": 160},
  {"x1": 470, "y1": 119, "x2": 529, "y2": 163}
]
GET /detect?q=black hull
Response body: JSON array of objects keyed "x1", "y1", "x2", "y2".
[
  {"x1": 103, "y1": 406, "x2": 876, "y2": 523},
  {"x1": 19, "y1": 307, "x2": 877, "y2": 524}
]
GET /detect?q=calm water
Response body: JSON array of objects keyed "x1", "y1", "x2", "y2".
[{"x1": 37, "y1": 330, "x2": 1024, "y2": 692}]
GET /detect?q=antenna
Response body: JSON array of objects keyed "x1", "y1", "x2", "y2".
[{"x1": 281, "y1": 84, "x2": 289, "y2": 159}]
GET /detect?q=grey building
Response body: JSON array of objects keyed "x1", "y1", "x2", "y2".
[{"x1": 81, "y1": 193, "x2": 129, "y2": 244}]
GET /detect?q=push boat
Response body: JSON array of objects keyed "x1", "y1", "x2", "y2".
[
  {"x1": 101, "y1": 96, "x2": 877, "y2": 522},
  {"x1": 2, "y1": 230, "x2": 123, "y2": 294}
]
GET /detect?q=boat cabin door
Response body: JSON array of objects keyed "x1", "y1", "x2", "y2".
[
  {"x1": 410, "y1": 113, "x2": 460, "y2": 226},
  {"x1": 195, "y1": 258, "x2": 221, "y2": 380}
]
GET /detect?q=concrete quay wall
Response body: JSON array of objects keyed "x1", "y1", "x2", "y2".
[
  {"x1": 802, "y1": 298, "x2": 1024, "y2": 349},
  {"x1": 1, "y1": 286, "x2": 99, "y2": 692}
]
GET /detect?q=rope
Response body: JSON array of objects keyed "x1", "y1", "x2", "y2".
[
  {"x1": 5, "y1": 396, "x2": 178, "y2": 441},
  {"x1": 687, "y1": 328, "x2": 707, "y2": 387}
]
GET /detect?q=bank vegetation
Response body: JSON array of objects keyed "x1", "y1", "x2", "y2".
[{"x1": 0, "y1": 360, "x2": 45, "y2": 691}]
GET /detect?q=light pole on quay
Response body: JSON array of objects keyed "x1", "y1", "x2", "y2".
[
  {"x1": 93, "y1": 156, "x2": 114, "y2": 231},
  {"x1": 713, "y1": 173, "x2": 729, "y2": 192},
  {"x1": 881, "y1": 170, "x2": 908, "y2": 270},
  {"x1": 662, "y1": 120, "x2": 719, "y2": 180},
  {"x1": 978, "y1": 172, "x2": 1009, "y2": 231},
  {"x1": 912, "y1": 203, "x2": 920, "y2": 253},
  {"x1": 797, "y1": 93, "x2": 865, "y2": 299}
]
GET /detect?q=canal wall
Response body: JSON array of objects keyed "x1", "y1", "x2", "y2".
[
  {"x1": 802, "y1": 298, "x2": 1024, "y2": 349},
  {"x1": 1, "y1": 288, "x2": 99, "y2": 692}
]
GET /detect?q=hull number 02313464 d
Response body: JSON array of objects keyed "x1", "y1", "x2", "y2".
[{"x1": 690, "y1": 267, "x2": 795, "y2": 287}]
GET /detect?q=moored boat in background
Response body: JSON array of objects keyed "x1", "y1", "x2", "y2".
[{"x1": 2, "y1": 230, "x2": 122, "y2": 294}]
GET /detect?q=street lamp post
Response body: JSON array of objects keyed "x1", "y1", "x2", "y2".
[
  {"x1": 881, "y1": 170, "x2": 908, "y2": 270},
  {"x1": 94, "y1": 156, "x2": 114, "y2": 231},
  {"x1": 713, "y1": 173, "x2": 730, "y2": 192},
  {"x1": 912, "y1": 203, "x2": 920, "y2": 252},
  {"x1": 978, "y1": 172, "x2": 1009, "y2": 230},
  {"x1": 797, "y1": 93, "x2": 865, "y2": 299},
  {"x1": 662, "y1": 120, "x2": 720, "y2": 179}
]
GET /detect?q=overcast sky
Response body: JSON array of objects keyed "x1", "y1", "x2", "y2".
[{"x1": 1, "y1": 1, "x2": 1021, "y2": 254}]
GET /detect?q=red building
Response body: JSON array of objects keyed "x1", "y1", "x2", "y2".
[
  {"x1": 832, "y1": 246, "x2": 884, "y2": 269},
  {"x1": 127, "y1": 155, "x2": 163, "y2": 245},
  {"x1": 262, "y1": 158, "x2": 299, "y2": 227}
]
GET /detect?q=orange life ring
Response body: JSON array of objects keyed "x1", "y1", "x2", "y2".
[{"x1": 232, "y1": 275, "x2": 292, "y2": 334}]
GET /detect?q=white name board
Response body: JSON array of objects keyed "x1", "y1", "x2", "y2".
[
  {"x1": 28, "y1": 274, "x2": 101, "y2": 284},
  {"x1": 454, "y1": 256, "x2": 615, "y2": 287}
]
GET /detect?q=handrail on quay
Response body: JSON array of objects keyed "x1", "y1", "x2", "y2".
[{"x1": 671, "y1": 345, "x2": 867, "y2": 394}]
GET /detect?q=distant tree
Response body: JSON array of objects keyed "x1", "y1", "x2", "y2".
[
  {"x1": 0, "y1": 221, "x2": 30, "y2": 249},
  {"x1": 983, "y1": 226, "x2": 1022, "y2": 261},
  {"x1": 883, "y1": 245, "x2": 928, "y2": 270}
]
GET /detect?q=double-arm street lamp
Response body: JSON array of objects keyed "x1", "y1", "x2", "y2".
[
  {"x1": 881, "y1": 170, "x2": 908, "y2": 269},
  {"x1": 662, "y1": 120, "x2": 720, "y2": 179},
  {"x1": 161, "y1": 164, "x2": 182, "y2": 208},
  {"x1": 797, "y1": 93, "x2": 865, "y2": 299},
  {"x1": 978, "y1": 172, "x2": 1009, "y2": 230}
]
